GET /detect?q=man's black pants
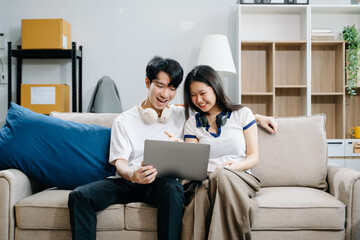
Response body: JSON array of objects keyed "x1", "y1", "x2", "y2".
[{"x1": 68, "y1": 177, "x2": 184, "y2": 240}]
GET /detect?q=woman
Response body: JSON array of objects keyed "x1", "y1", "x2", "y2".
[{"x1": 181, "y1": 65, "x2": 261, "y2": 240}]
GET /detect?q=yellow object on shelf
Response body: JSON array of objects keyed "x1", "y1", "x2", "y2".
[
  {"x1": 21, "y1": 84, "x2": 70, "y2": 114},
  {"x1": 21, "y1": 18, "x2": 71, "y2": 49}
]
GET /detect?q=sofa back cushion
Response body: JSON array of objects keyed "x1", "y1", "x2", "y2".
[
  {"x1": 49, "y1": 112, "x2": 119, "y2": 128},
  {"x1": 252, "y1": 114, "x2": 328, "y2": 190}
]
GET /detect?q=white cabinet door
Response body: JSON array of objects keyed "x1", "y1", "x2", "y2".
[{"x1": 327, "y1": 139, "x2": 345, "y2": 157}]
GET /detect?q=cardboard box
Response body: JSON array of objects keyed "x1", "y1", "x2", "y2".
[
  {"x1": 355, "y1": 142, "x2": 360, "y2": 154},
  {"x1": 21, "y1": 84, "x2": 70, "y2": 114},
  {"x1": 22, "y1": 19, "x2": 71, "y2": 49}
]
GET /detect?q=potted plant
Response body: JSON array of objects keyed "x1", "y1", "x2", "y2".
[{"x1": 343, "y1": 24, "x2": 360, "y2": 98}]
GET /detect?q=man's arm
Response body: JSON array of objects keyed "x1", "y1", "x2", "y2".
[
  {"x1": 254, "y1": 114, "x2": 278, "y2": 134},
  {"x1": 114, "y1": 159, "x2": 157, "y2": 184}
]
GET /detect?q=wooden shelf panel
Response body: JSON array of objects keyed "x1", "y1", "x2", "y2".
[
  {"x1": 241, "y1": 95, "x2": 273, "y2": 117},
  {"x1": 241, "y1": 42, "x2": 273, "y2": 93},
  {"x1": 311, "y1": 42, "x2": 345, "y2": 93},
  {"x1": 311, "y1": 95, "x2": 344, "y2": 139},
  {"x1": 311, "y1": 41, "x2": 346, "y2": 45},
  {"x1": 275, "y1": 88, "x2": 307, "y2": 117},
  {"x1": 275, "y1": 85, "x2": 307, "y2": 88},
  {"x1": 242, "y1": 92, "x2": 273, "y2": 96},
  {"x1": 275, "y1": 42, "x2": 307, "y2": 86},
  {"x1": 312, "y1": 92, "x2": 344, "y2": 96}
]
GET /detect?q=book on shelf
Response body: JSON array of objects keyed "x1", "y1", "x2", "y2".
[
  {"x1": 311, "y1": 36, "x2": 335, "y2": 41},
  {"x1": 311, "y1": 28, "x2": 335, "y2": 40},
  {"x1": 311, "y1": 33, "x2": 335, "y2": 37},
  {"x1": 311, "y1": 28, "x2": 332, "y2": 33}
]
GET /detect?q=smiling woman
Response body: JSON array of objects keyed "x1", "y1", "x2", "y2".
[{"x1": 181, "y1": 65, "x2": 261, "y2": 240}]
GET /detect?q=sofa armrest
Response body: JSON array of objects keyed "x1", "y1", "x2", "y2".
[
  {"x1": 327, "y1": 165, "x2": 360, "y2": 240},
  {"x1": 0, "y1": 169, "x2": 32, "y2": 240}
]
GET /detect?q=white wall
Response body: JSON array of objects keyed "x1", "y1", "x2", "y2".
[{"x1": 0, "y1": 0, "x2": 238, "y2": 122}]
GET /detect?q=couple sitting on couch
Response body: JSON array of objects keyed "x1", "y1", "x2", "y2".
[{"x1": 68, "y1": 56, "x2": 278, "y2": 240}]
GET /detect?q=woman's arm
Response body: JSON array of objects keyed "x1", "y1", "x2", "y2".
[
  {"x1": 226, "y1": 123, "x2": 259, "y2": 171},
  {"x1": 254, "y1": 114, "x2": 278, "y2": 134}
]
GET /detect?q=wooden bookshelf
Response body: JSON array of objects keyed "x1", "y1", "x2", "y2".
[{"x1": 237, "y1": 4, "x2": 360, "y2": 141}]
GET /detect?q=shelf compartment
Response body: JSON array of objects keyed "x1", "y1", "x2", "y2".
[
  {"x1": 241, "y1": 42, "x2": 273, "y2": 94},
  {"x1": 239, "y1": 5, "x2": 307, "y2": 41},
  {"x1": 311, "y1": 6, "x2": 360, "y2": 43},
  {"x1": 311, "y1": 42, "x2": 345, "y2": 93},
  {"x1": 345, "y1": 89, "x2": 360, "y2": 139},
  {"x1": 241, "y1": 95, "x2": 273, "y2": 117},
  {"x1": 311, "y1": 95, "x2": 344, "y2": 139},
  {"x1": 275, "y1": 42, "x2": 307, "y2": 86},
  {"x1": 275, "y1": 88, "x2": 307, "y2": 117}
]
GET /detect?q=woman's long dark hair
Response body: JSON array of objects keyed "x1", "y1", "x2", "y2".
[{"x1": 184, "y1": 65, "x2": 243, "y2": 119}]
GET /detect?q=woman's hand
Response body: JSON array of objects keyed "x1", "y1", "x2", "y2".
[
  {"x1": 216, "y1": 160, "x2": 240, "y2": 170},
  {"x1": 164, "y1": 131, "x2": 183, "y2": 142},
  {"x1": 254, "y1": 114, "x2": 278, "y2": 134}
]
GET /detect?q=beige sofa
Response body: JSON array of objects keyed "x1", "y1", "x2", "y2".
[{"x1": 1, "y1": 113, "x2": 359, "y2": 240}]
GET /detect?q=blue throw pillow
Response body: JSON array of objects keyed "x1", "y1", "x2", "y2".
[{"x1": 0, "y1": 103, "x2": 116, "y2": 189}]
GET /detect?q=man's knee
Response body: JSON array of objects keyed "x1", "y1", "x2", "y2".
[
  {"x1": 158, "y1": 178, "x2": 184, "y2": 200},
  {"x1": 68, "y1": 187, "x2": 85, "y2": 208},
  {"x1": 68, "y1": 183, "x2": 97, "y2": 209}
]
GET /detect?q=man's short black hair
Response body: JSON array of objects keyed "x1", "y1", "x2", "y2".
[{"x1": 146, "y1": 56, "x2": 184, "y2": 88}]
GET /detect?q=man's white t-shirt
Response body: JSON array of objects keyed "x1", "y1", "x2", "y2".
[
  {"x1": 184, "y1": 107, "x2": 256, "y2": 172},
  {"x1": 109, "y1": 104, "x2": 185, "y2": 176}
]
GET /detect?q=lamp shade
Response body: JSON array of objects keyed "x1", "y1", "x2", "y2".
[{"x1": 197, "y1": 34, "x2": 236, "y2": 74}]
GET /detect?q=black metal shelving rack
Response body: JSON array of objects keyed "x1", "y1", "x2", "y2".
[{"x1": 7, "y1": 42, "x2": 83, "y2": 112}]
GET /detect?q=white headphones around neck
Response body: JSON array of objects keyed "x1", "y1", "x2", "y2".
[{"x1": 138, "y1": 100, "x2": 171, "y2": 124}]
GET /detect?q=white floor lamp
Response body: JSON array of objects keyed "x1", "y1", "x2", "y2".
[{"x1": 197, "y1": 34, "x2": 237, "y2": 100}]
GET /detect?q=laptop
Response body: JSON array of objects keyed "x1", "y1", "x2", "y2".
[{"x1": 143, "y1": 140, "x2": 210, "y2": 181}]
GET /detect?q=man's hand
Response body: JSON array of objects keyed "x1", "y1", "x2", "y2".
[
  {"x1": 164, "y1": 131, "x2": 183, "y2": 142},
  {"x1": 129, "y1": 165, "x2": 157, "y2": 184},
  {"x1": 115, "y1": 159, "x2": 157, "y2": 184},
  {"x1": 255, "y1": 114, "x2": 278, "y2": 134}
]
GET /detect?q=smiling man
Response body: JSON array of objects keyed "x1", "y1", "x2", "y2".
[{"x1": 68, "y1": 56, "x2": 186, "y2": 240}]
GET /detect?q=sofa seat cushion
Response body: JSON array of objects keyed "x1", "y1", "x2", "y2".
[
  {"x1": 15, "y1": 189, "x2": 125, "y2": 231},
  {"x1": 252, "y1": 187, "x2": 346, "y2": 231},
  {"x1": 125, "y1": 202, "x2": 157, "y2": 231}
]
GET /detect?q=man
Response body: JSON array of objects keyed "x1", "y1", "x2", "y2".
[{"x1": 68, "y1": 56, "x2": 277, "y2": 240}]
